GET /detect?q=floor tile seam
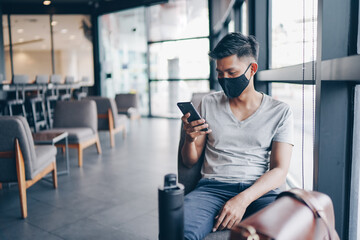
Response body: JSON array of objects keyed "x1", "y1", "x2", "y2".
[
  {"x1": 22, "y1": 221, "x2": 66, "y2": 240},
  {"x1": 112, "y1": 209, "x2": 158, "y2": 228},
  {"x1": 48, "y1": 215, "x2": 90, "y2": 234}
]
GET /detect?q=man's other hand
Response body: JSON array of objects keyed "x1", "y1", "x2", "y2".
[{"x1": 212, "y1": 196, "x2": 248, "y2": 232}]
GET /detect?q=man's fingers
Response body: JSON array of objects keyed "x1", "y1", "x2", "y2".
[
  {"x1": 232, "y1": 220, "x2": 241, "y2": 229},
  {"x1": 218, "y1": 215, "x2": 232, "y2": 231},
  {"x1": 189, "y1": 118, "x2": 205, "y2": 127},
  {"x1": 213, "y1": 210, "x2": 226, "y2": 232},
  {"x1": 193, "y1": 124, "x2": 209, "y2": 132},
  {"x1": 181, "y1": 113, "x2": 190, "y2": 124},
  {"x1": 227, "y1": 218, "x2": 236, "y2": 230}
]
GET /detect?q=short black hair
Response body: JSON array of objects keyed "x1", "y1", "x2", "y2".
[{"x1": 208, "y1": 32, "x2": 259, "y2": 61}]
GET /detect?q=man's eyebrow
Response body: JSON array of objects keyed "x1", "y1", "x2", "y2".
[{"x1": 216, "y1": 68, "x2": 236, "y2": 72}]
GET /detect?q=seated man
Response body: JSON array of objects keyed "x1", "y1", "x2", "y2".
[{"x1": 181, "y1": 32, "x2": 294, "y2": 240}]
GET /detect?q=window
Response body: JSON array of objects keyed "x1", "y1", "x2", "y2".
[
  {"x1": 149, "y1": 39, "x2": 209, "y2": 80},
  {"x1": 53, "y1": 15, "x2": 94, "y2": 85},
  {"x1": 148, "y1": 0, "x2": 210, "y2": 117},
  {"x1": 4, "y1": 14, "x2": 94, "y2": 85},
  {"x1": 241, "y1": 1, "x2": 248, "y2": 35},
  {"x1": 358, "y1": 2, "x2": 360, "y2": 54},
  {"x1": 3, "y1": 15, "x2": 11, "y2": 81},
  {"x1": 271, "y1": 83, "x2": 315, "y2": 190},
  {"x1": 10, "y1": 15, "x2": 52, "y2": 81},
  {"x1": 271, "y1": 0, "x2": 317, "y2": 68},
  {"x1": 349, "y1": 85, "x2": 360, "y2": 240},
  {"x1": 99, "y1": 7, "x2": 148, "y2": 115},
  {"x1": 148, "y1": 0, "x2": 209, "y2": 42}
]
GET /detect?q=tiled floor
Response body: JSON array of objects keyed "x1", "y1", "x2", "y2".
[{"x1": 0, "y1": 118, "x2": 181, "y2": 240}]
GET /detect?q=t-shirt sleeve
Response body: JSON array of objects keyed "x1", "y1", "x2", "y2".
[
  {"x1": 273, "y1": 106, "x2": 294, "y2": 146},
  {"x1": 198, "y1": 97, "x2": 206, "y2": 120}
]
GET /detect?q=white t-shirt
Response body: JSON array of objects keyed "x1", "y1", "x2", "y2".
[{"x1": 199, "y1": 91, "x2": 294, "y2": 184}]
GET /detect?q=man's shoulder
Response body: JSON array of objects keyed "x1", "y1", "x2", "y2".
[
  {"x1": 202, "y1": 91, "x2": 225, "y2": 104},
  {"x1": 263, "y1": 94, "x2": 291, "y2": 112}
]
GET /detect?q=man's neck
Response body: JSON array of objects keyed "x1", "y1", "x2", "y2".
[{"x1": 229, "y1": 87, "x2": 262, "y2": 109}]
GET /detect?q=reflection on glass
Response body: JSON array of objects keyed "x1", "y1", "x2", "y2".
[
  {"x1": 271, "y1": 0, "x2": 317, "y2": 68},
  {"x1": 358, "y1": 2, "x2": 360, "y2": 54},
  {"x1": 99, "y1": 7, "x2": 148, "y2": 115},
  {"x1": 10, "y1": 15, "x2": 52, "y2": 81},
  {"x1": 148, "y1": 0, "x2": 209, "y2": 42},
  {"x1": 241, "y1": 1, "x2": 248, "y2": 35},
  {"x1": 3, "y1": 15, "x2": 11, "y2": 81},
  {"x1": 272, "y1": 83, "x2": 315, "y2": 190},
  {"x1": 151, "y1": 80, "x2": 209, "y2": 117},
  {"x1": 149, "y1": 39, "x2": 210, "y2": 80},
  {"x1": 53, "y1": 15, "x2": 94, "y2": 85}
]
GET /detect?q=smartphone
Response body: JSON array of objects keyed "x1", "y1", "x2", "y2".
[{"x1": 177, "y1": 102, "x2": 208, "y2": 131}]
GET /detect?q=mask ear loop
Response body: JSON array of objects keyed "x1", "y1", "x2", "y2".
[{"x1": 244, "y1": 63, "x2": 253, "y2": 75}]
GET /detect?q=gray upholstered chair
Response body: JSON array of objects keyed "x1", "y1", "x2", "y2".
[
  {"x1": 0, "y1": 116, "x2": 58, "y2": 218},
  {"x1": 6, "y1": 75, "x2": 30, "y2": 117},
  {"x1": 115, "y1": 93, "x2": 141, "y2": 120},
  {"x1": 41, "y1": 100, "x2": 101, "y2": 167},
  {"x1": 178, "y1": 91, "x2": 230, "y2": 240},
  {"x1": 86, "y1": 96, "x2": 127, "y2": 148}
]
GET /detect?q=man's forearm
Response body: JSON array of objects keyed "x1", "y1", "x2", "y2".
[
  {"x1": 235, "y1": 168, "x2": 287, "y2": 206},
  {"x1": 181, "y1": 139, "x2": 201, "y2": 168}
]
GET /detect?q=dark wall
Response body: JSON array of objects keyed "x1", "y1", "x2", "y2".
[
  {"x1": 322, "y1": 0, "x2": 351, "y2": 60},
  {"x1": 317, "y1": 81, "x2": 354, "y2": 238},
  {"x1": 0, "y1": 5, "x2": 6, "y2": 80}
]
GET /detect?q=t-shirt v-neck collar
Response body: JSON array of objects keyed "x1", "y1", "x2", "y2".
[{"x1": 225, "y1": 92, "x2": 266, "y2": 124}]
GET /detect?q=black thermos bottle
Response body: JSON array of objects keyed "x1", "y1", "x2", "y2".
[{"x1": 158, "y1": 173, "x2": 185, "y2": 240}]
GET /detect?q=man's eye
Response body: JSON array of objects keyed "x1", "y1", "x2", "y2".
[{"x1": 229, "y1": 72, "x2": 236, "y2": 75}]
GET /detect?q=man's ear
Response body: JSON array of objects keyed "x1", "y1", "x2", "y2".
[{"x1": 251, "y1": 63, "x2": 258, "y2": 75}]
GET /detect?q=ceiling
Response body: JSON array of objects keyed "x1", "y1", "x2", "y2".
[
  {"x1": 1, "y1": 0, "x2": 168, "y2": 15},
  {"x1": 1, "y1": 0, "x2": 108, "y2": 3}
]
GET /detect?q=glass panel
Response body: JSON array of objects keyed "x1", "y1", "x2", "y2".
[
  {"x1": 3, "y1": 15, "x2": 11, "y2": 82},
  {"x1": 52, "y1": 15, "x2": 94, "y2": 86},
  {"x1": 349, "y1": 85, "x2": 360, "y2": 240},
  {"x1": 150, "y1": 80, "x2": 209, "y2": 117},
  {"x1": 149, "y1": 38, "x2": 210, "y2": 80},
  {"x1": 271, "y1": 83, "x2": 315, "y2": 190},
  {"x1": 148, "y1": 0, "x2": 209, "y2": 42},
  {"x1": 271, "y1": 0, "x2": 317, "y2": 68},
  {"x1": 358, "y1": 2, "x2": 360, "y2": 54},
  {"x1": 99, "y1": 7, "x2": 148, "y2": 115},
  {"x1": 241, "y1": 1, "x2": 248, "y2": 35},
  {"x1": 10, "y1": 15, "x2": 52, "y2": 81}
]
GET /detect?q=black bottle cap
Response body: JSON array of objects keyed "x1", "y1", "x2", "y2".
[{"x1": 164, "y1": 173, "x2": 177, "y2": 188}]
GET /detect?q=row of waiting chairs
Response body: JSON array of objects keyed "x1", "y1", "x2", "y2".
[
  {"x1": 0, "y1": 94, "x2": 140, "y2": 218},
  {"x1": 4, "y1": 74, "x2": 88, "y2": 132}
]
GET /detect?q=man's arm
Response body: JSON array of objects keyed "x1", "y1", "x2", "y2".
[
  {"x1": 213, "y1": 141, "x2": 293, "y2": 231},
  {"x1": 181, "y1": 113, "x2": 212, "y2": 168}
]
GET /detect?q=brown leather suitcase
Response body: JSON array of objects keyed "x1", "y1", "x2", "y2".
[{"x1": 230, "y1": 188, "x2": 340, "y2": 240}]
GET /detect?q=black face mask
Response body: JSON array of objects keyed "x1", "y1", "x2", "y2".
[{"x1": 218, "y1": 63, "x2": 252, "y2": 99}]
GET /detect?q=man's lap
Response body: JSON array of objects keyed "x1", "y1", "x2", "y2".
[{"x1": 184, "y1": 178, "x2": 280, "y2": 240}]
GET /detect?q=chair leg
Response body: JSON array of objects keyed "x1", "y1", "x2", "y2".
[
  {"x1": 0, "y1": 183, "x2": 2, "y2": 190},
  {"x1": 78, "y1": 145, "x2": 83, "y2": 167},
  {"x1": 8, "y1": 105, "x2": 13, "y2": 116},
  {"x1": 122, "y1": 126, "x2": 126, "y2": 139},
  {"x1": 52, "y1": 162, "x2": 58, "y2": 189},
  {"x1": 15, "y1": 139, "x2": 28, "y2": 219},
  {"x1": 96, "y1": 135, "x2": 102, "y2": 154},
  {"x1": 21, "y1": 104, "x2": 27, "y2": 118},
  {"x1": 109, "y1": 129, "x2": 115, "y2": 148},
  {"x1": 31, "y1": 102, "x2": 37, "y2": 132}
]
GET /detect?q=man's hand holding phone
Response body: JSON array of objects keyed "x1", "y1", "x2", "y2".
[{"x1": 181, "y1": 112, "x2": 212, "y2": 143}]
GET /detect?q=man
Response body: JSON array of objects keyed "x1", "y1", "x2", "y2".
[{"x1": 181, "y1": 32, "x2": 294, "y2": 240}]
